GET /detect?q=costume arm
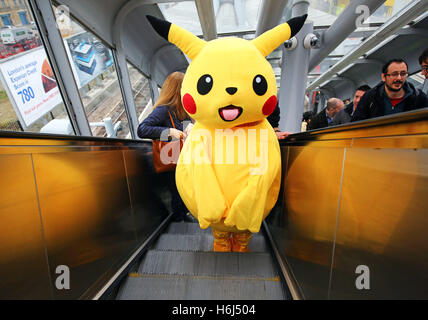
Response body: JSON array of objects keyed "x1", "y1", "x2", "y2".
[
  {"x1": 224, "y1": 133, "x2": 281, "y2": 233},
  {"x1": 177, "y1": 127, "x2": 228, "y2": 229}
]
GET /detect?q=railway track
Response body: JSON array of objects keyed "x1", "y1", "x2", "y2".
[{"x1": 87, "y1": 75, "x2": 150, "y2": 138}]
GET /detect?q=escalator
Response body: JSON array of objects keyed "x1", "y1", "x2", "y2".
[
  {"x1": 2, "y1": 110, "x2": 426, "y2": 299},
  {"x1": 0, "y1": 132, "x2": 293, "y2": 300},
  {"x1": 116, "y1": 221, "x2": 289, "y2": 300}
]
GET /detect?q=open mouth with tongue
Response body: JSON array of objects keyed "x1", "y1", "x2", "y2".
[{"x1": 218, "y1": 105, "x2": 243, "y2": 122}]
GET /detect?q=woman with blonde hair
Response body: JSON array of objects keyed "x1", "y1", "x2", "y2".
[
  {"x1": 138, "y1": 71, "x2": 190, "y2": 140},
  {"x1": 138, "y1": 71, "x2": 192, "y2": 222}
]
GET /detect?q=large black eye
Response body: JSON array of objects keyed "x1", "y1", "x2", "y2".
[
  {"x1": 197, "y1": 74, "x2": 213, "y2": 95},
  {"x1": 253, "y1": 74, "x2": 267, "y2": 96}
]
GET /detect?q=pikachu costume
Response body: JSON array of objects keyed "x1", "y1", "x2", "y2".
[{"x1": 147, "y1": 14, "x2": 307, "y2": 252}]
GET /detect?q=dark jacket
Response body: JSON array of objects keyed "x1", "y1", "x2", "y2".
[
  {"x1": 330, "y1": 102, "x2": 353, "y2": 126},
  {"x1": 307, "y1": 108, "x2": 329, "y2": 130},
  {"x1": 137, "y1": 105, "x2": 188, "y2": 140},
  {"x1": 267, "y1": 103, "x2": 280, "y2": 128},
  {"x1": 351, "y1": 81, "x2": 428, "y2": 122}
]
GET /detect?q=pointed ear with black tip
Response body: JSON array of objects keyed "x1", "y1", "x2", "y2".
[
  {"x1": 287, "y1": 14, "x2": 308, "y2": 38},
  {"x1": 146, "y1": 15, "x2": 206, "y2": 60},
  {"x1": 146, "y1": 15, "x2": 171, "y2": 41}
]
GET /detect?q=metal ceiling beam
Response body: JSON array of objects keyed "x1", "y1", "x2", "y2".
[
  {"x1": 255, "y1": 0, "x2": 290, "y2": 36},
  {"x1": 396, "y1": 27, "x2": 428, "y2": 37},
  {"x1": 195, "y1": 0, "x2": 217, "y2": 41},
  {"x1": 278, "y1": 0, "x2": 311, "y2": 133},
  {"x1": 352, "y1": 58, "x2": 383, "y2": 65},
  {"x1": 308, "y1": 0, "x2": 386, "y2": 72},
  {"x1": 31, "y1": 0, "x2": 92, "y2": 136},
  {"x1": 306, "y1": 0, "x2": 428, "y2": 93}
]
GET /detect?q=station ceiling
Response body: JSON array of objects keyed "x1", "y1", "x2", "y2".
[{"x1": 55, "y1": 0, "x2": 427, "y2": 99}]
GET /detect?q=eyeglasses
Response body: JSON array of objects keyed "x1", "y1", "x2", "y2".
[
  {"x1": 385, "y1": 72, "x2": 408, "y2": 78},
  {"x1": 422, "y1": 66, "x2": 428, "y2": 72}
]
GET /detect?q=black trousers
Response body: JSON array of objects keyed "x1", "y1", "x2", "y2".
[{"x1": 167, "y1": 171, "x2": 188, "y2": 221}]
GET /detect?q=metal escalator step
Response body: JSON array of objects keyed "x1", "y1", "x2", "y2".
[
  {"x1": 116, "y1": 275, "x2": 285, "y2": 300},
  {"x1": 138, "y1": 250, "x2": 278, "y2": 278},
  {"x1": 153, "y1": 234, "x2": 268, "y2": 252},
  {"x1": 165, "y1": 222, "x2": 264, "y2": 238},
  {"x1": 165, "y1": 222, "x2": 211, "y2": 235}
]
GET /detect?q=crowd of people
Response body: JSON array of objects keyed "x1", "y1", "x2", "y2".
[{"x1": 306, "y1": 49, "x2": 428, "y2": 130}]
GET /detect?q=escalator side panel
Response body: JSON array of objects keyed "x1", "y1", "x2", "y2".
[
  {"x1": 267, "y1": 119, "x2": 428, "y2": 299},
  {"x1": 0, "y1": 136, "x2": 168, "y2": 299},
  {"x1": 0, "y1": 154, "x2": 52, "y2": 299}
]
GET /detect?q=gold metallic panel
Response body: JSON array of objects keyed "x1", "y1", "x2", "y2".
[
  {"x1": 306, "y1": 111, "x2": 428, "y2": 141},
  {"x1": 122, "y1": 149, "x2": 169, "y2": 241},
  {"x1": 330, "y1": 147, "x2": 428, "y2": 299},
  {"x1": 273, "y1": 145, "x2": 345, "y2": 299},
  {"x1": 0, "y1": 154, "x2": 52, "y2": 299},
  {"x1": 269, "y1": 118, "x2": 428, "y2": 299},
  {"x1": 33, "y1": 150, "x2": 137, "y2": 299},
  {"x1": 351, "y1": 134, "x2": 428, "y2": 149},
  {"x1": 315, "y1": 121, "x2": 428, "y2": 141}
]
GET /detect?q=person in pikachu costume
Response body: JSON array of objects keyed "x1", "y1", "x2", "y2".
[{"x1": 147, "y1": 14, "x2": 307, "y2": 252}]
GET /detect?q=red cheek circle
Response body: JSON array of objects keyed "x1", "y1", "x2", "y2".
[
  {"x1": 262, "y1": 95, "x2": 277, "y2": 116},
  {"x1": 182, "y1": 93, "x2": 197, "y2": 114}
]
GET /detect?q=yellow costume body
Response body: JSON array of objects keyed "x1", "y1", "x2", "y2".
[{"x1": 147, "y1": 14, "x2": 307, "y2": 252}]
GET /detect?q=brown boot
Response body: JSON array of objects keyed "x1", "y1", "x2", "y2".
[
  {"x1": 212, "y1": 229, "x2": 232, "y2": 252},
  {"x1": 231, "y1": 231, "x2": 252, "y2": 252}
]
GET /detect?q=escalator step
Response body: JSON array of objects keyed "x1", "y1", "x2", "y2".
[
  {"x1": 165, "y1": 222, "x2": 264, "y2": 238},
  {"x1": 153, "y1": 234, "x2": 268, "y2": 252},
  {"x1": 138, "y1": 250, "x2": 279, "y2": 278},
  {"x1": 165, "y1": 222, "x2": 211, "y2": 235},
  {"x1": 116, "y1": 275, "x2": 285, "y2": 300}
]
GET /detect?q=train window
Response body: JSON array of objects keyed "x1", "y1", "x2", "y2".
[
  {"x1": 0, "y1": 0, "x2": 74, "y2": 135},
  {"x1": 127, "y1": 62, "x2": 153, "y2": 123},
  {"x1": 53, "y1": 5, "x2": 130, "y2": 139}
]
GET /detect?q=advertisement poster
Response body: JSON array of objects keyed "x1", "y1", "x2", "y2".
[
  {"x1": 0, "y1": 47, "x2": 62, "y2": 127},
  {"x1": 63, "y1": 31, "x2": 114, "y2": 89}
]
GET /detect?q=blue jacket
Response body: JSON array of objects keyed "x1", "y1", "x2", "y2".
[{"x1": 137, "y1": 105, "x2": 189, "y2": 140}]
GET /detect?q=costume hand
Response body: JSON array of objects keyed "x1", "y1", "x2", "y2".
[{"x1": 170, "y1": 128, "x2": 186, "y2": 140}]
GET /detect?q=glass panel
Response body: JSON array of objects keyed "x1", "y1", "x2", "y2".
[
  {"x1": 307, "y1": 0, "x2": 416, "y2": 27},
  {"x1": 53, "y1": 4, "x2": 130, "y2": 138},
  {"x1": 330, "y1": 37, "x2": 363, "y2": 56},
  {"x1": 215, "y1": 0, "x2": 261, "y2": 34},
  {"x1": 127, "y1": 62, "x2": 153, "y2": 122},
  {"x1": 0, "y1": 0, "x2": 73, "y2": 135},
  {"x1": 159, "y1": 0, "x2": 262, "y2": 36},
  {"x1": 367, "y1": 0, "x2": 416, "y2": 24},
  {"x1": 159, "y1": 1, "x2": 202, "y2": 35},
  {"x1": 310, "y1": 57, "x2": 341, "y2": 79},
  {"x1": 307, "y1": 0, "x2": 342, "y2": 27}
]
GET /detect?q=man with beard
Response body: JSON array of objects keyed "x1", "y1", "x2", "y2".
[{"x1": 351, "y1": 59, "x2": 428, "y2": 122}]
